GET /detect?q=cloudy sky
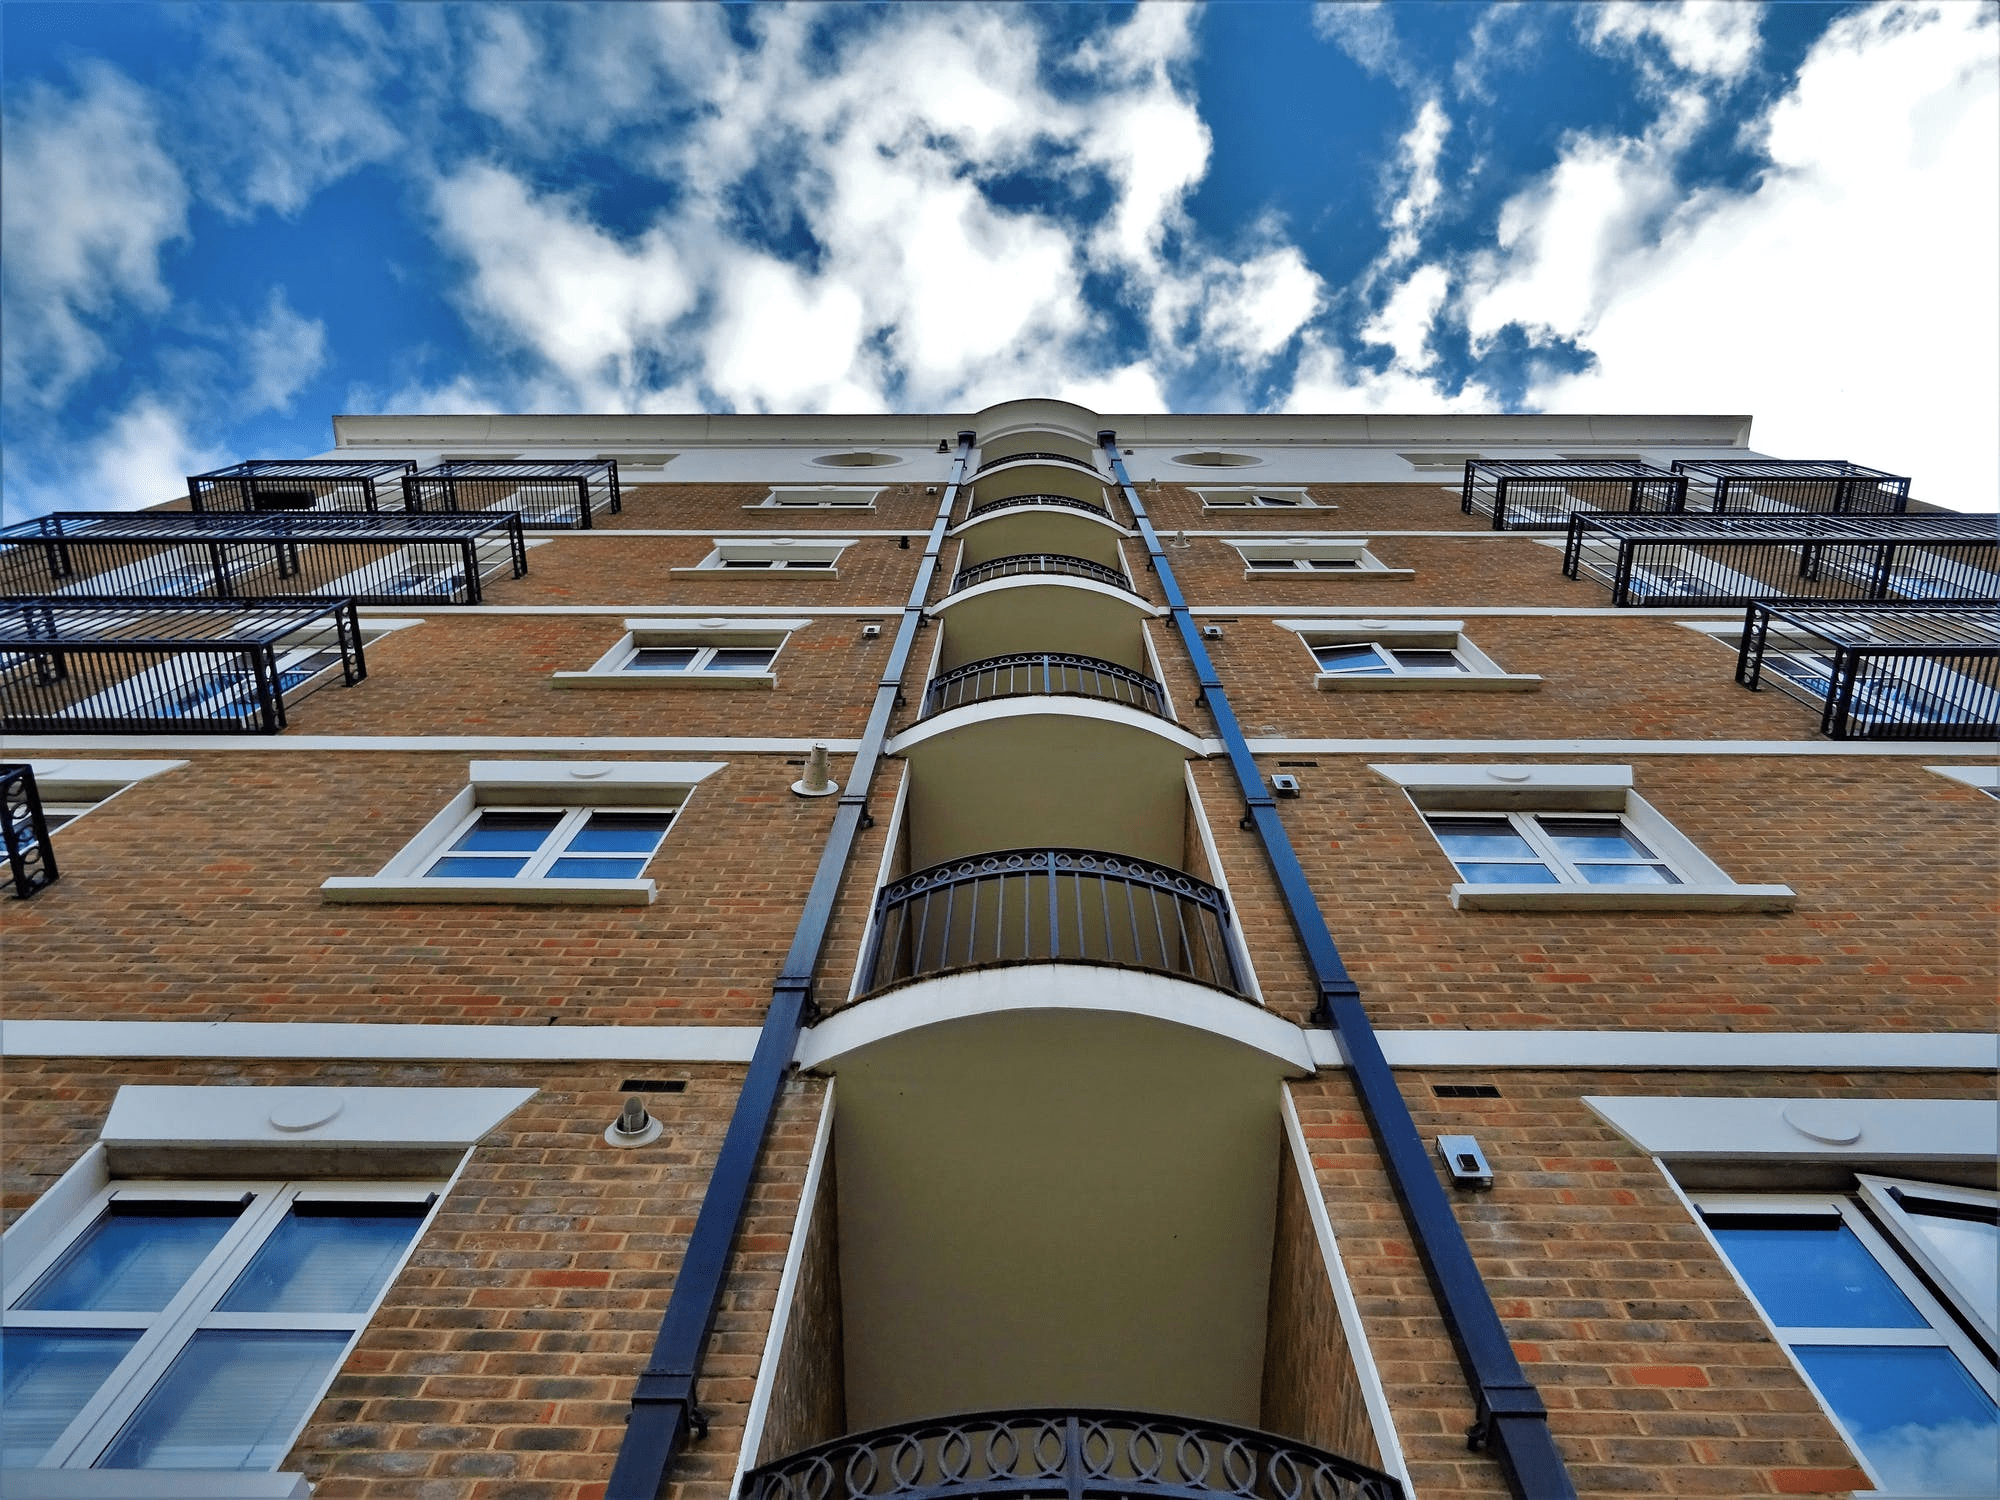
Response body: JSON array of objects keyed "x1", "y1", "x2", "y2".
[{"x1": 2, "y1": 1, "x2": 1994, "y2": 521}]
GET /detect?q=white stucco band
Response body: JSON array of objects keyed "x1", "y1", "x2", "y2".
[
  {"x1": 100, "y1": 1085, "x2": 536, "y2": 1153},
  {"x1": 1583, "y1": 1095, "x2": 1999, "y2": 1160}
]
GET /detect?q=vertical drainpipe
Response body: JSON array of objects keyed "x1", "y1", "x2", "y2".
[
  {"x1": 605, "y1": 431, "x2": 979, "y2": 1500},
  {"x1": 1098, "y1": 433, "x2": 1577, "y2": 1500}
]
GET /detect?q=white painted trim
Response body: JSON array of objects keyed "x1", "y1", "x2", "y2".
[
  {"x1": 0, "y1": 1020, "x2": 763, "y2": 1062},
  {"x1": 553, "y1": 671, "x2": 777, "y2": 691},
  {"x1": 1450, "y1": 882, "x2": 1795, "y2": 912},
  {"x1": 731, "y1": 1079, "x2": 837, "y2": 1499},
  {"x1": 949, "y1": 505, "x2": 1132, "y2": 539},
  {"x1": 797, "y1": 967, "x2": 1315, "y2": 1074},
  {"x1": 884, "y1": 695, "x2": 1208, "y2": 758},
  {"x1": 1582, "y1": 1095, "x2": 1999, "y2": 1159},
  {"x1": 1305, "y1": 1030, "x2": 1999, "y2": 1071},
  {"x1": 926, "y1": 571, "x2": 1162, "y2": 621},
  {"x1": 846, "y1": 764, "x2": 911, "y2": 1005},
  {"x1": 1185, "y1": 761, "x2": 1262, "y2": 1003},
  {"x1": 0, "y1": 1141, "x2": 109, "y2": 1285},
  {"x1": 1928, "y1": 764, "x2": 2000, "y2": 792},
  {"x1": 2, "y1": 736, "x2": 862, "y2": 753},
  {"x1": 521, "y1": 528, "x2": 916, "y2": 538},
  {"x1": 321, "y1": 874, "x2": 656, "y2": 904},
  {"x1": 1276, "y1": 618, "x2": 1466, "y2": 636},
  {"x1": 1277, "y1": 1087, "x2": 1412, "y2": 1491},
  {"x1": 623, "y1": 617, "x2": 813, "y2": 633},
  {"x1": 468, "y1": 759, "x2": 726, "y2": 790},
  {"x1": 358, "y1": 604, "x2": 905, "y2": 616},
  {"x1": 100, "y1": 1085, "x2": 537, "y2": 1152},
  {"x1": 1254, "y1": 739, "x2": 1986, "y2": 756},
  {"x1": 1196, "y1": 605, "x2": 1752, "y2": 617},
  {"x1": 0, "y1": 1469, "x2": 312, "y2": 1497},
  {"x1": 1371, "y1": 763, "x2": 1634, "y2": 795},
  {"x1": 1320, "y1": 674, "x2": 1542, "y2": 693}
]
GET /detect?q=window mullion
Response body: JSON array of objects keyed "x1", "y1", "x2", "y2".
[
  {"x1": 519, "y1": 809, "x2": 587, "y2": 879},
  {"x1": 1508, "y1": 814, "x2": 1573, "y2": 882}
]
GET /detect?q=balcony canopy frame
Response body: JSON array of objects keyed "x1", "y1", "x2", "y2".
[
  {"x1": 952, "y1": 554, "x2": 1134, "y2": 596},
  {"x1": 1735, "y1": 602, "x2": 1999, "y2": 740},
  {"x1": 965, "y1": 493, "x2": 1112, "y2": 524},
  {"x1": 1, "y1": 597, "x2": 366, "y2": 735},
  {"x1": 1461, "y1": 458, "x2": 1686, "y2": 531},
  {"x1": 973, "y1": 451, "x2": 1103, "y2": 478},
  {"x1": 0, "y1": 510, "x2": 527, "y2": 606},
  {"x1": 922, "y1": 652, "x2": 1169, "y2": 721},
  {"x1": 187, "y1": 458, "x2": 417, "y2": 514},
  {"x1": 1562, "y1": 511, "x2": 2000, "y2": 607},
  {"x1": 1672, "y1": 459, "x2": 1910, "y2": 516},
  {"x1": 405, "y1": 458, "x2": 621, "y2": 529}
]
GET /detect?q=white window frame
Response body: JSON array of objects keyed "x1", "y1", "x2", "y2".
[
  {"x1": 1280, "y1": 618, "x2": 1540, "y2": 693},
  {"x1": 676, "y1": 538, "x2": 853, "y2": 576},
  {"x1": 751, "y1": 487, "x2": 880, "y2": 510},
  {"x1": 319, "y1": 760, "x2": 722, "y2": 906},
  {"x1": 1195, "y1": 488, "x2": 1319, "y2": 510},
  {"x1": 1371, "y1": 763, "x2": 1795, "y2": 911},
  {"x1": 1856, "y1": 1174, "x2": 1999, "y2": 1352},
  {"x1": 1227, "y1": 537, "x2": 1410, "y2": 579},
  {"x1": 552, "y1": 618, "x2": 805, "y2": 691}
]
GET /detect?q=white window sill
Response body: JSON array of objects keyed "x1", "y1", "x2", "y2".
[
  {"x1": 1318, "y1": 673, "x2": 1541, "y2": 693},
  {"x1": 321, "y1": 876, "x2": 656, "y2": 906},
  {"x1": 0, "y1": 1471, "x2": 310, "y2": 1499},
  {"x1": 1450, "y1": 883, "x2": 1796, "y2": 913},
  {"x1": 1241, "y1": 568, "x2": 1413, "y2": 581},
  {"x1": 670, "y1": 567, "x2": 841, "y2": 579},
  {"x1": 745, "y1": 503, "x2": 874, "y2": 511},
  {"x1": 551, "y1": 671, "x2": 777, "y2": 691}
]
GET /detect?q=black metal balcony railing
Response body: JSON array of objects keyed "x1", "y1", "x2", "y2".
[
  {"x1": 1461, "y1": 459, "x2": 1686, "y2": 531},
  {"x1": 923, "y1": 653, "x2": 1169, "y2": 720},
  {"x1": 973, "y1": 451, "x2": 1102, "y2": 477},
  {"x1": 952, "y1": 554, "x2": 1134, "y2": 595},
  {"x1": 743, "y1": 1410, "x2": 1404, "y2": 1500},
  {"x1": 861, "y1": 848, "x2": 1246, "y2": 998},
  {"x1": 1736, "y1": 602, "x2": 1999, "y2": 740},
  {"x1": 2, "y1": 763, "x2": 59, "y2": 900},
  {"x1": 405, "y1": 458, "x2": 621, "y2": 529},
  {"x1": 1673, "y1": 459, "x2": 1911, "y2": 517},
  {"x1": 0, "y1": 511, "x2": 529, "y2": 606},
  {"x1": 188, "y1": 458, "x2": 418, "y2": 514},
  {"x1": 1562, "y1": 512, "x2": 2000, "y2": 607},
  {"x1": 965, "y1": 494, "x2": 1111, "y2": 523},
  {"x1": 1, "y1": 599, "x2": 366, "y2": 735}
]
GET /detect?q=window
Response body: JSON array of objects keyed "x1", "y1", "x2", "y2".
[
  {"x1": 755, "y1": 488, "x2": 878, "y2": 509},
  {"x1": 320, "y1": 759, "x2": 719, "y2": 905},
  {"x1": 1228, "y1": 538, "x2": 1410, "y2": 579},
  {"x1": 552, "y1": 619, "x2": 801, "y2": 690},
  {"x1": 1197, "y1": 488, "x2": 1317, "y2": 509},
  {"x1": 628, "y1": 645, "x2": 775, "y2": 674},
  {"x1": 1284, "y1": 620, "x2": 1539, "y2": 692},
  {"x1": 1694, "y1": 1182, "x2": 1998, "y2": 1497},
  {"x1": 1372, "y1": 763, "x2": 1795, "y2": 911},
  {"x1": 3, "y1": 1179, "x2": 438, "y2": 1475},
  {"x1": 677, "y1": 538, "x2": 852, "y2": 575}
]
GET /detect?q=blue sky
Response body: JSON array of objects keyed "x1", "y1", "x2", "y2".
[{"x1": 2, "y1": 1, "x2": 1994, "y2": 521}]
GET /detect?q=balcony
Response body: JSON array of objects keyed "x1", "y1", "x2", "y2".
[
  {"x1": 860, "y1": 848, "x2": 1246, "y2": 999},
  {"x1": 744, "y1": 1410, "x2": 1403, "y2": 1500},
  {"x1": 953, "y1": 554, "x2": 1133, "y2": 595},
  {"x1": 923, "y1": 653, "x2": 1168, "y2": 721},
  {"x1": 973, "y1": 450, "x2": 1102, "y2": 478},
  {"x1": 1562, "y1": 512, "x2": 2000, "y2": 607},
  {"x1": 1461, "y1": 459, "x2": 1685, "y2": 530},
  {"x1": 1736, "y1": 602, "x2": 1999, "y2": 740},
  {"x1": 188, "y1": 458, "x2": 417, "y2": 514},
  {"x1": 1, "y1": 599, "x2": 366, "y2": 735},
  {"x1": 2, "y1": 763, "x2": 59, "y2": 899},
  {"x1": 405, "y1": 458, "x2": 621, "y2": 528},
  {"x1": 1673, "y1": 459, "x2": 1911, "y2": 516},
  {"x1": 0, "y1": 511, "x2": 528, "y2": 606},
  {"x1": 965, "y1": 493, "x2": 1109, "y2": 523}
]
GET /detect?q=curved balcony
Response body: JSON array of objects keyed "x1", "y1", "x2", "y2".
[
  {"x1": 923, "y1": 653, "x2": 1168, "y2": 720},
  {"x1": 965, "y1": 493, "x2": 1110, "y2": 523},
  {"x1": 861, "y1": 848, "x2": 1246, "y2": 999},
  {"x1": 743, "y1": 1410, "x2": 1404, "y2": 1500},
  {"x1": 974, "y1": 450, "x2": 1103, "y2": 477},
  {"x1": 953, "y1": 554, "x2": 1133, "y2": 595}
]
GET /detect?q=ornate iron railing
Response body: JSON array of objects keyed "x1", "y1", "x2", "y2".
[
  {"x1": 965, "y1": 494, "x2": 1111, "y2": 523},
  {"x1": 952, "y1": 554, "x2": 1134, "y2": 595},
  {"x1": 923, "y1": 653, "x2": 1168, "y2": 720},
  {"x1": 1461, "y1": 459, "x2": 1685, "y2": 531},
  {"x1": 973, "y1": 451, "x2": 1102, "y2": 477},
  {"x1": 1, "y1": 763, "x2": 59, "y2": 900},
  {"x1": 1673, "y1": 459, "x2": 1910, "y2": 517},
  {"x1": 861, "y1": 849, "x2": 1245, "y2": 998},
  {"x1": 1735, "y1": 602, "x2": 1999, "y2": 740},
  {"x1": 743, "y1": 1410, "x2": 1403, "y2": 1500},
  {"x1": 405, "y1": 458, "x2": 621, "y2": 529},
  {"x1": 188, "y1": 458, "x2": 417, "y2": 514}
]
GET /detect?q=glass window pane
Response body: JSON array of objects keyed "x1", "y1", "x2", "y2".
[
  {"x1": 1308, "y1": 558, "x2": 1360, "y2": 569},
  {"x1": 1, "y1": 1328, "x2": 141, "y2": 1466},
  {"x1": 1795, "y1": 1345, "x2": 2000, "y2": 1497},
  {"x1": 1576, "y1": 863, "x2": 1681, "y2": 886},
  {"x1": 424, "y1": 855, "x2": 529, "y2": 879},
  {"x1": 788, "y1": 559, "x2": 834, "y2": 569},
  {"x1": 16, "y1": 1205, "x2": 242, "y2": 1313},
  {"x1": 626, "y1": 648, "x2": 698, "y2": 672},
  {"x1": 216, "y1": 1205, "x2": 426, "y2": 1316},
  {"x1": 97, "y1": 1329, "x2": 349, "y2": 1471},
  {"x1": 1427, "y1": 819, "x2": 1538, "y2": 860},
  {"x1": 721, "y1": 559, "x2": 770, "y2": 568},
  {"x1": 1246, "y1": 558, "x2": 1291, "y2": 569},
  {"x1": 563, "y1": 813, "x2": 672, "y2": 855},
  {"x1": 704, "y1": 648, "x2": 775, "y2": 672},
  {"x1": 1392, "y1": 650, "x2": 1468, "y2": 673},
  {"x1": 1899, "y1": 1202, "x2": 1999, "y2": 1332},
  {"x1": 548, "y1": 856, "x2": 649, "y2": 879},
  {"x1": 1710, "y1": 1220, "x2": 1928, "y2": 1328},
  {"x1": 1455, "y1": 862, "x2": 1561, "y2": 885},
  {"x1": 1536, "y1": 819, "x2": 1658, "y2": 860},
  {"x1": 446, "y1": 812, "x2": 560, "y2": 853},
  {"x1": 1314, "y1": 644, "x2": 1391, "y2": 674}
]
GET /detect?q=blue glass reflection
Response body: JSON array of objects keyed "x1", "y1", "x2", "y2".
[
  {"x1": 1797, "y1": 1346, "x2": 2000, "y2": 1496},
  {"x1": 1712, "y1": 1221, "x2": 1926, "y2": 1328}
]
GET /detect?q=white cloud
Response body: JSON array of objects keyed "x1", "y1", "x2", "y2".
[
  {"x1": 1360, "y1": 263, "x2": 1451, "y2": 370},
  {"x1": 1382, "y1": 98, "x2": 1451, "y2": 265},
  {"x1": 1586, "y1": 2, "x2": 1764, "y2": 83},
  {"x1": 237, "y1": 289, "x2": 329, "y2": 414},
  {"x1": 2, "y1": 397, "x2": 230, "y2": 523},
  {"x1": 1284, "y1": 331, "x2": 1496, "y2": 414},
  {"x1": 1198, "y1": 247, "x2": 1324, "y2": 364},
  {"x1": 1311, "y1": 1, "x2": 1415, "y2": 88},
  {"x1": 0, "y1": 64, "x2": 189, "y2": 406}
]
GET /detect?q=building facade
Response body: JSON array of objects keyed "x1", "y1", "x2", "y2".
[{"x1": 2, "y1": 399, "x2": 1995, "y2": 1500}]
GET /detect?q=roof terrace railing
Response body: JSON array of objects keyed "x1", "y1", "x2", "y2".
[
  {"x1": 952, "y1": 553, "x2": 1134, "y2": 595},
  {"x1": 743, "y1": 1409, "x2": 1403, "y2": 1500},
  {"x1": 1, "y1": 598, "x2": 366, "y2": 735},
  {"x1": 405, "y1": 458, "x2": 621, "y2": 529},
  {"x1": 1672, "y1": 459, "x2": 1911, "y2": 516},
  {"x1": 922, "y1": 652, "x2": 1169, "y2": 720},
  {"x1": 1562, "y1": 512, "x2": 2000, "y2": 607},
  {"x1": 1, "y1": 763, "x2": 59, "y2": 900},
  {"x1": 1461, "y1": 459, "x2": 1686, "y2": 531},
  {"x1": 964, "y1": 493, "x2": 1112, "y2": 523},
  {"x1": 0, "y1": 511, "x2": 527, "y2": 606},
  {"x1": 973, "y1": 450, "x2": 1103, "y2": 477},
  {"x1": 1735, "y1": 602, "x2": 1999, "y2": 741},
  {"x1": 188, "y1": 458, "x2": 419, "y2": 515},
  {"x1": 860, "y1": 847, "x2": 1246, "y2": 999}
]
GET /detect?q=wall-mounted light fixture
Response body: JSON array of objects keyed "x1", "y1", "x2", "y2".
[
  {"x1": 1270, "y1": 773, "x2": 1301, "y2": 798},
  {"x1": 1437, "y1": 1134, "x2": 1494, "y2": 1190}
]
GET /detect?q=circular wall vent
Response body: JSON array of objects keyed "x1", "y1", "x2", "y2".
[
  {"x1": 813, "y1": 451, "x2": 901, "y2": 468},
  {"x1": 1172, "y1": 451, "x2": 1262, "y2": 468}
]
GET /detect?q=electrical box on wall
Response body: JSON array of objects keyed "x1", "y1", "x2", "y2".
[{"x1": 1437, "y1": 1135, "x2": 1495, "y2": 1189}]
